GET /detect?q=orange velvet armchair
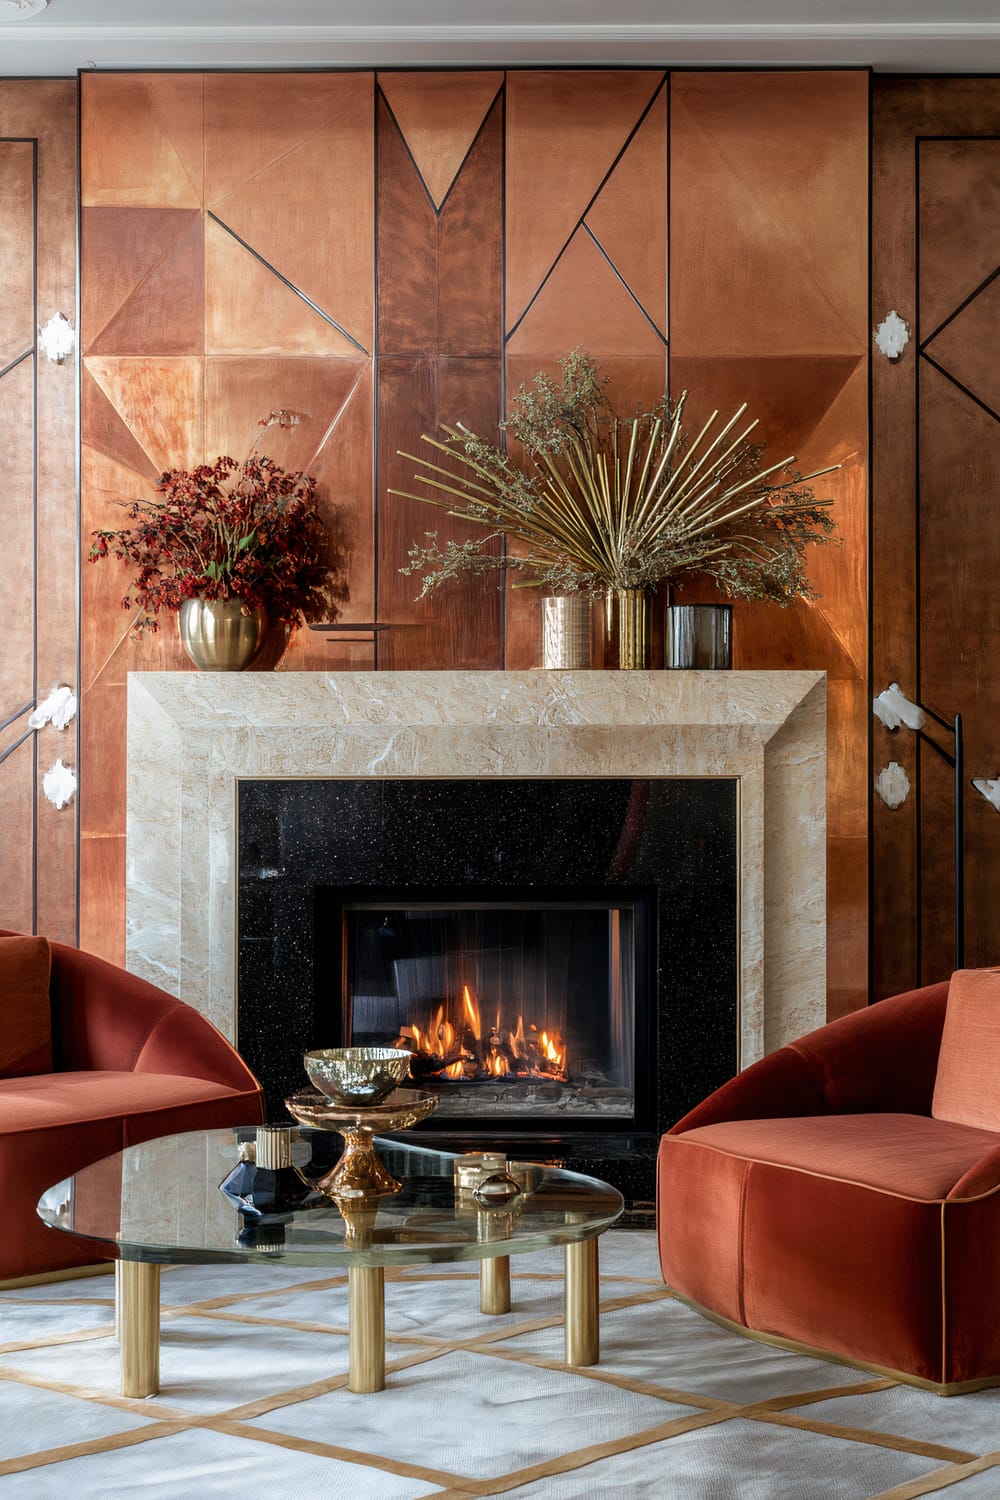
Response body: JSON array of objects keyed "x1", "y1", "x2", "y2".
[
  {"x1": 0, "y1": 933, "x2": 264, "y2": 1283},
  {"x1": 657, "y1": 971, "x2": 1000, "y2": 1393}
]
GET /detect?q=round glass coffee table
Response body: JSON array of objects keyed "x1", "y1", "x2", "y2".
[{"x1": 37, "y1": 1126, "x2": 624, "y2": 1397}]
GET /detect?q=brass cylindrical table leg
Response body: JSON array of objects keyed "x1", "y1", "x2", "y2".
[
  {"x1": 564, "y1": 1237, "x2": 600, "y2": 1366},
  {"x1": 480, "y1": 1254, "x2": 511, "y2": 1315},
  {"x1": 348, "y1": 1265, "x2": 385, "y2": 1393},
  {"x1": 119, "y1": 1260, "x2": 160, "y2": 1398}
]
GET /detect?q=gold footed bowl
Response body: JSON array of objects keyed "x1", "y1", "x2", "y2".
[{"x1": 284, "y1": 1087, "x2": 438, "y2": 1205}]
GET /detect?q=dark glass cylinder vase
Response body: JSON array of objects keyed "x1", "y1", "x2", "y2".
[{"x1": 665, "y1": 604, "x2": 732, "y2": 670}]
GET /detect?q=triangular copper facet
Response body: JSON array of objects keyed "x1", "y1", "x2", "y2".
[{"x1": 379, "y1": 72, "x2": 502, "y2": 210}]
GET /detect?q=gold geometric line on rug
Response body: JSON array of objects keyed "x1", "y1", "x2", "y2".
[
  {"x1": 0, "y1": 1419, "x2": 185, "y2": 1479},
  {"x1": 218, "y1": 1343, "x2": 455, "y2": 1423},
  {"x1": 409, "y1": 1408, "x2": 737, "y2": 1498},
  {"x1": 0, "y1": 1364, "x2": 208, "y2": 1423},
  {"x1": 755, "y1": 1377, "x2": 897, "y2": 1409},
  {"x1": 472, "y1": 1341, "x2": 732, "y2": 1411},
  {"x1": 867, "y1": 1449, "x2": 1000, "y2": 1500},
  {"x1": 0, "y1": 1321, "x2": 115, "y2": 1356},
  {"x1": 748, "y1": 1408, "x2": 979, "y2": 1467}
]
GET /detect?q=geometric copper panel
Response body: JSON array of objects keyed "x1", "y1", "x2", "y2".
[
  {"x1": 505, "y1": 71, "x2": 664, "y2": 335},
  {"x1": 923, "y1": 273, "x2": 1000, "y2": 419},
  {"x1": 670, "y1": 72, "x2": 868, "y2": 358},
  {"x1": 208, "y1": 108, "x2": 374, "y2": 353},
  {"x1": 377, "y1": 93, "x2": 502, "y2": 361},
  {"x1": 377, "y1": 356, "x2": 503, "y2": 670},
  {"x1": 82, "y1": 207, "x2": 203, "y2": 353},
  {"x1": 205, "y1": 218, "x2": 362, "y2": 359},
  {"x1": 86, "y1": 210, "x2": 205, "y2": 357},
  {"x1": 204, "y1": 72, "x2": 374, "y2": 210},
  {"x1": 144, "y1": 74, "x2": 206, "y2": 206},
  {"x1": 81, "y1": 74, "x2": 200, "y2": 209},
  {"x1": 918, "y1": 139, "x2": 1000, "y2": 342},
  {"x1": 378, "y1": 71, "x2": 503, "y2": 211},
  {"x1": 81, "y1": 364, "x2": 160, "y2": 481},
  {"x1": 0, "y1": 142, "x2": 34, "y2": 370},
  {"x1": 507, "y1": 226, "x2": 666, "y2": 360},
  {"x1": 84, "y1": 355, "x2": 205, "y2": 473},
  {"x1": 584, "y1": 84, "x2": 668, "y2": 340}
]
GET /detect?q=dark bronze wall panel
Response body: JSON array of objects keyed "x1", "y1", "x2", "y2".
[
  {"x1": 0, "y1": 83, "x2": 77, "y2": 946},
  {"x1": 873, "y1": 80, "x2": 1000, "y2": 997}
]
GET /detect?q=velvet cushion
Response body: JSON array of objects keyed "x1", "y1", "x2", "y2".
[
  {"x1": 0, "y1": 934, "x2": 52, "y2": 1078},
  {"x1": 932, "y1": 967, "x2": 1000, "y2": 1130}
]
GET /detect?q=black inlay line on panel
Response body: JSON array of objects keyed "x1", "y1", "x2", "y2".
[
  {"x1": 31, "y1": 134, "x2": 39, "y2": 936},
  {"x1": 920, "y1": 262, "x2": 1000, "y2": 351},
  {"x1": 914, "y1": 132, "x2": 923, "y2": 979},
  {"x1": 0, "y1": 701, "x2": 34, "y2": 735},
  {"x1": 920, "y1": 352, "x2": 1000, "y2": 426},
  {"x1": 582, "y1": 222, "x2": 667, "y2": 345},
  {"x1": 504, "y1": 72, "x2": 668, "y2": 345},
  {"x1": 376, "y1": 90, "x2": 440, "y2": 218},
  {"x1": 206, "y1": 211, "x2": 369, "y2": 355},
  {"x1": 0, "y1": 729, "x2": 34, "y2": 769},
  {"x1": 436, "y1": 85, "x2": 504, "y2": 218},
  {"x1": 0, "y1": 349, "x2": 33, "y2": 381}
]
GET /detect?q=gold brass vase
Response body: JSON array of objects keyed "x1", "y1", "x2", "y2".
[
  {"x1": 178, "y1": 597, "x2": 267, "y2": 672},
  {"x1": 607, "y1": 588, "x2": 652, "y2": 670}
]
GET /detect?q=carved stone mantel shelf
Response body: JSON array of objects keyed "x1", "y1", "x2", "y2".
[{"x1": 126, "y1": 669, "x2": 826, "y2": 1069}]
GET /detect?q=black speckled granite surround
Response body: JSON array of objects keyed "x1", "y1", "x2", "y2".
[{"x1": 238, "y1": 778, "x2": 737, "y2": 1209}]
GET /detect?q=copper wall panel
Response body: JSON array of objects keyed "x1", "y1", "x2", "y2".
[
  {"x1": 583, "y1": 85, "x2": 668, "y2": 339},
  {"x1": 0, "y1": 142, "x2": 34, "y2": 369},
  {"x1": 0, "y1": 82, "x2": 76, "y2": 945},
  {"x1": 203, "y1": 74, "x2": 370, "y2": 208},
  {"x1": 873, "y1": 80, "x2": 1000, "y2": 997},
  {"x1": 508, "y1": 228, "x2": 665, "y2": 360},
  {"x1": 377, "y1": 91, "x2": 502, "y2": 358},
  {"x1": 671, "y1": 72, "x2": 869, "y2": 1015},
  {"x1": 379, "y1": 72, "x2": 502, "y2": 209},
  {"x1": 81, "y1": 75, "x2": 200, "y2": 209},
  {"x1": 505, "y1": 71, "x2": 664, "y2": 336},
  {"x1": 204, "y1": 355, "x2": 375, "y2": 623},
  {"x1": 84, "y1": 355, "x2": 205, "y2": 473},
  {"x1": 378, "y1": 358, "x2": 503, "y2": 670},
  {"x1": 86, "y1": 210, "x2": 204, "y2": 357},
  {"x1": 82, "y1": 365, "x2": 159, "y2": 481},
  {"x1": 207, "y1": 79, "x2": 374, "y2": 352},
  {"x1": 0, "y1": 345, "x2": 35, "y2": 725}
]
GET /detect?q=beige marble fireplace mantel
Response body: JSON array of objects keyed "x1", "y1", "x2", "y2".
[{"x1": 126, "y1": 669, "x2": 826, "y2": 1068}]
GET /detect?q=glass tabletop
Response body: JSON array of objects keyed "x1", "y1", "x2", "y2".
[{"x1": 37, "y1": 1125, "x2": 624, "y2": 1269}]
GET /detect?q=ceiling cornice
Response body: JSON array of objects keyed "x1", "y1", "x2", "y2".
[{"x1": 1, "y1": 20, "x2": 999, "y2": 74}]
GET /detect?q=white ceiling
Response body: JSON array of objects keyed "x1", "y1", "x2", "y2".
[{"x1": 1, "y1": 0, "x2": 998, "y2": 75}]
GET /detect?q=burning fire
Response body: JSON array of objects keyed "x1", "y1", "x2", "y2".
[{"x1": 396, "y1": 983, "x2": 567, "y2": 1083}]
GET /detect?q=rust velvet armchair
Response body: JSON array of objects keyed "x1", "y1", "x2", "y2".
[
  {"x1": 657, "y1": 970, "x2": 1000, "y2": 1393},
  {"x1": 0, "y1": 932, "x2": 264, "y2": 1283}
]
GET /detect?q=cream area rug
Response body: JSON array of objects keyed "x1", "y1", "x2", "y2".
[{"x1": 2, "y1": 1231, "x2": 1000, "y2": 1498}]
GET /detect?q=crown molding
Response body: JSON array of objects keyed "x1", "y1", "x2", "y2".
[{"x1": 1, "y1": 21, "x2": 999, "y2": 74}]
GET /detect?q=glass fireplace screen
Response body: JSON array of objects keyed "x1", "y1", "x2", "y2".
[{"x1": 343, "y1": 897, "x2": 640, "y2": 1120}]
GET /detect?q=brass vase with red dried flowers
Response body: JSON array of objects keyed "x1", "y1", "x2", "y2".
[{"x1": 89, "y1": 411, "x2": 345, "y2": 670}]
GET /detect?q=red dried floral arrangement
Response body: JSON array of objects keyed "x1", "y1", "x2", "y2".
[{"x1": 89, "y1": 411, "x2": 344, "y2": 632}]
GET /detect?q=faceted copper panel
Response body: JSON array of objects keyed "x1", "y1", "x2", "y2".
[
  {"x1": 81, "y1": 74, "x2": 200, "y2": 208},
  {"x1": 378, "y1": 91, "x2": 502, "y2": 358},
  {"x1": 378, "y1": 71, "x2": 502, "y2": 210},
  {"x1": 918, "y1": 139, "x2": 1000, "y2": 342},
  {"x1": 671, "y1": 71, "x2": 869, "y2": 1014},
  {"x1": 84, "y1": 208, "x2": 205, "y2": 357},
  {"x1": 0, "y1": 358, "x2": 35, "y2": 724},
  {"x1": 505, "y1": 71, "x2": 665, "y2": 335}
]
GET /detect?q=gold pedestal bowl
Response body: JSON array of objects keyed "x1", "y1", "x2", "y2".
[{"x1": 284, "y1": 1087, "x2": 439, "y2": 1210}]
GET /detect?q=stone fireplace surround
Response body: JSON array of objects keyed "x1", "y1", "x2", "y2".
[{"x1": 126, "y1": 670, "x2": 826, "y2": 1191}]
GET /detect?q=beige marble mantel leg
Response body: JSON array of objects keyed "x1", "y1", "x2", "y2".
[{"x1": 118, "y1": 1260, "x2": 160, "y2": 1397}]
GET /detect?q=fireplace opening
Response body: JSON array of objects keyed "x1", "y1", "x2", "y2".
[
  {"x1": 237, "y1": 774, "x2": 738, "y2": 1202},
  {"x1": 337, "y1": 891, "x2": 650, "y2": 1126}
]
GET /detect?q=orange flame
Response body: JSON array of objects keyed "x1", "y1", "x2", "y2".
[{"x1": 462, "y1": 984, "x2": 481, "y2": 1040}]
